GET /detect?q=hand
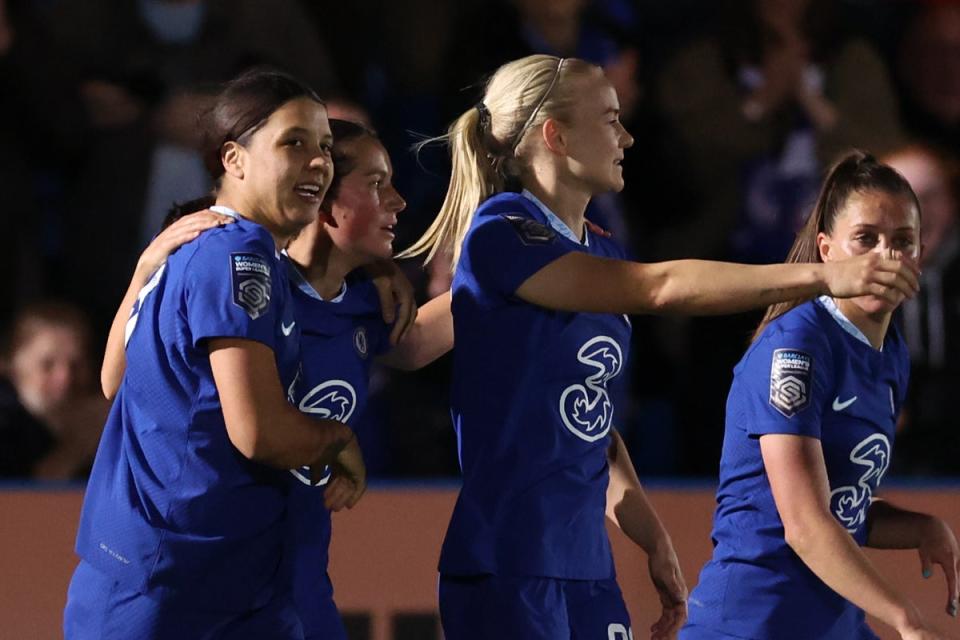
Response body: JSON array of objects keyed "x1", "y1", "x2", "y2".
[
  {"x1": 822, "y1": 252, "x2": 920, "y2": 304},
  {"x1": 136, "y1": 210, "x2": 233, "y2": 278},
  {"x1": 647, "y1": 542, "x2": 688, "y2": 640},
  {"x1": 918, "y1": 516, "x2": 960, "y2": 618},
  {"x1": 323, "y1": 433, "x2": 366, "y2": 511},
  {"x1": 899, "y1": 624, "x2": 953, "y2": 640},
  {"x1": 366, "y1": 260, "x2": 418, "y2": 345}
]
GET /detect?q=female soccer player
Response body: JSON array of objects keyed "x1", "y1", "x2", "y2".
[
  {"x1": 681, "y1": 153, "x2": 960, "y2": 640},
  {"x1": 401, "y1": 54, "x2": 922, "y2": 639},
  {"x1": 99, "y1": 120, "x2": 453, "y2": 640},
  {"x1": 64, "y1": 69, "x2": 363, "y2": 640}
]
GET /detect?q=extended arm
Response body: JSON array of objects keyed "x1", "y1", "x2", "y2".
[
  {"x1": 378, "y1": 291, "x2": 453, "y2": 371},
  {"x1": 516, "y1": 252, "x2": 918, "y2": 316}
]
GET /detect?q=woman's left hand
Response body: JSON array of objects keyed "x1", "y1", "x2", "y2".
[
  {"x1": 647, "y1": 543, "x2": 688, "y2": 639},
  {"x1": 918, "y1": 516, "x2": 960, "y2": 618},
  {"x1": 367, "y1": 260, "x2": 418, "y2": 345}
]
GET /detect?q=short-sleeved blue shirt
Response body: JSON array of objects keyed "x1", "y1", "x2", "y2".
[
  {"x1": 75, "y1": 212, "x2": 302, "y2": 613},
  {"x1": 439, "y1": 190, "x2": 632, "y2": 580},
  {"x1": 685, "y1": 298, "x2": 909, "y2": 640},
  {"x1": 283, "y1": 263, "x2": 390, "y2": 634}
]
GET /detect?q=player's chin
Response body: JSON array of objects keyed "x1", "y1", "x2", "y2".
[{"x1": 857, "y1": 294, "x2": 902, "y2": 315}]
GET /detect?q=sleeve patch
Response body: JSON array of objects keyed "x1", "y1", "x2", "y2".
[
  {"x1": 769, "y1": 348, "x2": 813, "y2": 418},
  {"x1": 499, "y1": 214, "x2": 557, "y2": 245},
  {"x1": 231, "y1": 252, "x2": 272, "y2": 319}
]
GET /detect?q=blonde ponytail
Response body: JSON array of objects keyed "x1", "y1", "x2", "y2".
[
  {"x1": 397, "y1": 106, "x2": 504, "y2": 267},
  {"x1": 399, "y1": 54, "x2": 598, "y2": 270}
]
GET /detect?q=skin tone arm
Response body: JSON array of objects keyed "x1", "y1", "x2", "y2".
[
  {"x1": 866, "y1": 500, "x2": 960, "y2": 618},
  {"x1": 377, "y1": 291, "x2": 453, "y2": 371},
  {"x1": 209, "y1": 339, "x2": 364, "y2": 511},
  {"x1": 365, "y1": 259, "x2": 418, "y2": 346},
  {"x1": 761, "y1": 434, "x2": 950, "y2": 639},
  {"x1": 516, "y1": 251, "x2": 920, "y2": 316},
  {"x1": 607, "y1": 430, "x2": 687, "y2": 639},
  {"x1": 101, "y1": 211, "x2": 235, "y2": 399}
]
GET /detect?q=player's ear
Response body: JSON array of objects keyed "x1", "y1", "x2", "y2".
[
  {"x1": 816, "y1": 231, "x2": 832, "y2": 262},
  {"x1": 541, "y1": 118, "x2": 566, "y2": 156},
  {"x1": 221, "y1": 142, "x2": 245, "y2": 179}
]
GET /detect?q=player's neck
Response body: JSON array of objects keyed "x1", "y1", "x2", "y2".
[
  {"x1": 214, "y1": 192, "x2": 294, "y2": 249},
  {"x1": 833, "y1": 298, "x2": 892, "y2": 350},
  {"x1": 287, "y1": 227, "x2": 362, "y2": 300},
  {"x1": 522, "y1": 173, "x2": 589, "y2": 240}
]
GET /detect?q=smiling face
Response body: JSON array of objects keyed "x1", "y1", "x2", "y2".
[
  {"x1": 229, "y1": 97, "x2": 333, "y2": 238},
  {"x1": 557, "y1": 70, "x2": 634, "y2": 195},
  {"x1": 324, "y1": 136, "x2": 406, "y2": 262},
  {"x1": 818, "y1": 189, "x2": 921, "y2": 316}
]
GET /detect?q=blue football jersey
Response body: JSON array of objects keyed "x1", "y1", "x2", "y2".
[
  {"x1": 685, "y1": 297, "x2": 909, "y2": 640},
  {"x1": 75, "y1": 213, "x2": 302, "y2": 613},
  {"x1": 284, "y1": 263, "x2": 390, "y2": 635},
  {"x1": 438, "y1": 190, "x2": 632, "y2": 580}
]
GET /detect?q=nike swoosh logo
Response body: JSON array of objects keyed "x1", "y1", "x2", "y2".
[
  {"x1": 832, "y1": 396, "x2": 858, "y2": 411},
  {"x1": 281, "y1": 321, "x2": 296, "y2": 336}
]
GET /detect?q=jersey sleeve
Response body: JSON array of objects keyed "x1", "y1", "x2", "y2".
[
  {"x1": 463, "y1": 213, "x2": 575, "y2": 297},
  {"x1": 183, "y1": 231, "x2": 282, "y2": 349},
  {"x1": 738, "y1": 326, "x2": 835, "y2": 439}
]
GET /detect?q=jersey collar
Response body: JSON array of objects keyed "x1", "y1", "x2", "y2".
[
  {"x1": 815, "y1": 295, "x2": 879, "y2": 351},
  {"x1": 520, "y1": 189, "x2": 589, "y2": 247},
  {"x1": 208, "y1": 205, "x2": 282, "y2": 259},
  {"x1": 283, "y1": 253, "x2": 348, "y2": 303}
]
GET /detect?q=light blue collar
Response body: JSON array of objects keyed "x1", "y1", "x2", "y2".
[
  {"x1": 209, "y1": 205, "x2": 239, "y2": 219},
  {"x1": 815, "y1": 296, "x2": 879, "y2": 350},
  {"x1": 209, "y1": 205, "x2": 284, "y2": 258},
  {"x1": 520, "y1": 189, "x2": 588, "y2": 246},
  {"x1": 283, "y1": 253, "x2": 347, "y2": 303}
]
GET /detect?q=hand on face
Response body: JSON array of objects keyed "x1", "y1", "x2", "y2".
[{"x1": 818, "y1": 190, "x2": 922, "y2": 315}]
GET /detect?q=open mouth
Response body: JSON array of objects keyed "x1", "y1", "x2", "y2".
[{"x1": 294, "y1": 183, "x2": 322, "y2": 202}]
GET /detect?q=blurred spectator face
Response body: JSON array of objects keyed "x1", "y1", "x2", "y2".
[
  {"x1": 885, "y1": 148, "x2": 958, "y2": 264},
  {"x1": 9, "y1": 321, "x2": 90, "y2": 419},
  {"x1": 900, "y1": 5, "x2": 960, "y2": 127}
]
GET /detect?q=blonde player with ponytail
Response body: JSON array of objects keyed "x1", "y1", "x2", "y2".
[{"x1": 404, "y1": 55, "x2": 921, "y2": 639}]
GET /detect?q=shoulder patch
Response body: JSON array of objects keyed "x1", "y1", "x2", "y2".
[
  {"x1": 769, "y1": 348, "x2": 813, "y2": 418},
  {"x1": 499, "y1": 214, "x2": 557, "y2": 245},
  {"x1": 231, "y1": 252, "x2": 272, "y2": 319}
]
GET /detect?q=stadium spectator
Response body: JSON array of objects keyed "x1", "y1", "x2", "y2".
[
  {"x1": 884, "y1": 143, "x2": 960, "y2": 474},
  {"x1": 0, "y1": 301, "x2": 107, "y2": 480}
]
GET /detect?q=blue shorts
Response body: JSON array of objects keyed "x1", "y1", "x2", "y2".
[
  {"x1": 64, "y1": 560, "x2": 304, "y2": 640},
  {"x1": 439, "y1": 574, "x2": 632, "y2": 640},
  {"x1": 296, "y1": 571, "x2": 347, "y2": 640}
]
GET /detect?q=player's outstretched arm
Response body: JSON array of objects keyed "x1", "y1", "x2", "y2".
[
  {"x1": 209, "y1": 338, "x2": 357, "y2": 470},
  {"x1": 865, "y1": 500, "x2": 960, "y2": 620},
  {"x1": 101, "y1": 211, "x2": 233, "y2": 399},
  {"x1": 761, "y1": 434, "x2": 950, "y2": 639},
  {"x1": 514, "y1": 251, "x2": 919, "y2": 316},
  {"x1": 378, "y1": 291, "x2": 453, "y2": 371},
  {"x1": 606, "y1": 430, "x2": 687, "y2": 640}
]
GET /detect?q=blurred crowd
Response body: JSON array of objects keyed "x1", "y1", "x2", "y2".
[{"x1": 1, "y1": 0, "x2": 958, "y2": 480}]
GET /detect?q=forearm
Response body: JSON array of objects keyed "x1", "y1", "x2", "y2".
[
  {"x1": 642, "y1": 260, "x2": 827, "y2": 315},
  {"x1": 248, "y1": 403, "x2": 354, "y2": 470},
  {"x1": 101, "y1": 262, "x2": 156, "y2": 398},
  {"x1": 606, "y1": 431, "x2": 673, "y2": 554},
  {"x1": 787, "y1": 514, "x2": 920, "y2": 631},
  {"x1": 380, "y1": 291, "x2": 453, "y2": 370}
]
